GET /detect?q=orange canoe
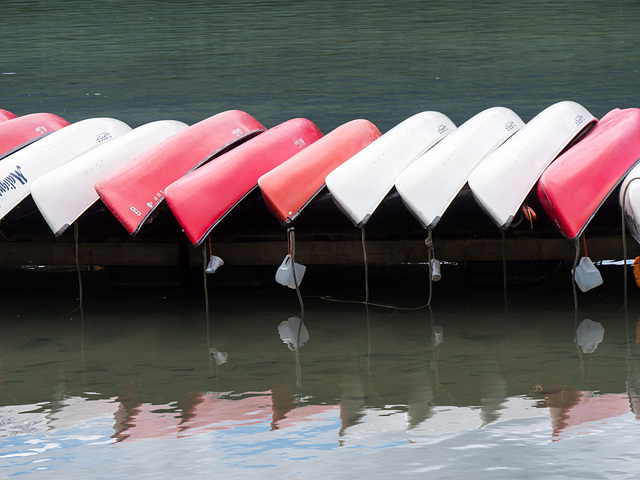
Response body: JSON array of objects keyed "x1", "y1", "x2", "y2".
[
  {"x1": 165, "y1": 118, "x2": 323, "y2": 246},
  {"x1": 258, "y1": 119, "x2": 381, "y2": 226},
  {"x1": 95, "y1": 110, "x2": 265, "y2": 235}
]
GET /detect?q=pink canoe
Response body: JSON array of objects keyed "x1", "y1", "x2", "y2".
[
  {"x1": 95, "y1": 110, "x2": 266, "y2": 235},
  {"x1": 165, "y1": 118, "x2": 324, "y2": 246},
  {"x1": 0, "y1": 112, "x2": 69, "y2": 159},
  {"x1": 537, "y1": 108, "x2": 640, "y2": 240},
  {"x1": 0, "y1": 109, "x2": 17, "y2": 122},
  {"x1": 258, "y1": 119, "x2": 381, "y2": 226}
]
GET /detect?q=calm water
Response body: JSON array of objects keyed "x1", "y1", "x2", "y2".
[
  {"x1": 1, "y1": 264, "x2": 640, "y2": 478},
  {"x1": 2, "y1": 0, "x2": 640, "y2": 478}
]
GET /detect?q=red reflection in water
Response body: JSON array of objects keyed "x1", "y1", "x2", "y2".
[
  {"x1": 112, "y1": 387, "x2": 338, "y2": 442},
  {"x1": 547, "y1": 386, "x2": 632, "y2": 440}
]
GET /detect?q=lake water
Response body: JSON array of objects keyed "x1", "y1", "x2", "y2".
[
  {"x1": 2, "y1": 264, "x2": 640, "y2": 479},
  {"x1": 2, "y1": 0, "x2": 640, "y2": 478}
]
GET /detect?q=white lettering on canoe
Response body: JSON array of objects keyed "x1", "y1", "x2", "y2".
[
  {"x1": 130, "y1": 206, "x2": 141, "y2": 216},
  {"x1": 231, "y1": 128, "x2": 243, "y2": 137},
  {"x1": 294, "y1": 138, "x2": 305, "y2": 147},
  {"x1": 143, "y1": 191, "x2": 164, "y2": 211},
  {"x1": 35, "y1": 126, "x2": 48, "y2": 135},
  {"x1": 0, "y1": 165, "x2": 28, "y2": 197}
]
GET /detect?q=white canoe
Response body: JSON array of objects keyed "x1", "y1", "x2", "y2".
[
  {"x1": 467, "y1": 101, "x2": 596, "y2": 229},
  {"x1": 0, "y1": 117, "x2": 131, "y2": 221},
  {"x1": 31, "y1": 120, "x2": 188, "y2": 236},
  {"x1": 620, "y1": 162, "x2": 640, "y2": 244},
  {"x1": 325, "y1": 111, "x2": 456, "y2": 227},
  {"x1": 395, "y1": 106, "x2": 524, "y2": 230}
]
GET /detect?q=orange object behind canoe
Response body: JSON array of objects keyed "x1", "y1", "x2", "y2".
[
  {"x1": 95, "y1": 110, "x2": 266, "y2": 235},
  {"x1": 165, "y1": 118, "x2": 323, "y2": 246},
  {"x1": 258, "y1": 119, "x2": 381, "y2": 226},
  {"x1": 0, "y1": 112, "x2": 69, "y2": 159}
]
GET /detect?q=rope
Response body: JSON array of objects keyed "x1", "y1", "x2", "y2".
[
  {"x1": 361, "y1": 225, "x2": 369, "y2": 305},
  {"x1": 0, "y1": 226, "x2": 17, "y2": 242},
  {"x1": 288, "y1": 227, "x2": 305, "y2": 317},
  {"x1": 202, "y1": 242, "x2": 210, "y2": 316},
  {"x1": 319, "y1": 227, "x2": 433, "y2": 312},
  {"x1": 320, "y1": 295, "x2": 429, "y2": 311},
  {"x1": 74, "y1": 222, "x2": 83, "y2": 315},
  {"x1": 426, "y1": 231, "x2": 434, "y2": 307},
  {"x1": 572, "y1": 239, "x2": 580, "y2": 312},
  {"x1": 320, "y1": 232, "x2": 433, "y2": 311}
]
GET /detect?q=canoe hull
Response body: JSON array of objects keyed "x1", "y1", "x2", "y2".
[
  {"x1": 31, "y1": 120, "x2": 188, "y2": 236},
  {"x1": 0, "y1": 113, "x2": 70, "y2": 160},
  {"x1": 258, "y1": 119, "x2": 381, "y2": 226},
  {"x1": 0, "y1": 109, "x2": 17, "y2": 122},
  {"x1": 165, "y1": 118, "x2": 323, "y2": 246},
  {"x1": 396, "y1": 106, "x2": 524, "y2": 230},
  {"x1": 95, "y1": 110, "x2": 266, "y2": 235},
  {"x1": 621, "y1": 164, "x2": 640, "y2": 243},
  {"x1": 325, "y1": 111, "x2": 456, "y2": 228},
  {"x1": 539, "y1": 108, "x2": 640, "y2": 240},
  {"x1": 468, "y1": 101, "x2": 596, "y2": 229},
  {"x1": 0, "y1": 117, "x2": 131, "y2": 221}
]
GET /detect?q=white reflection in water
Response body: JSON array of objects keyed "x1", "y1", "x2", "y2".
[{"x1": 1, "y1": 393, "x2": 638, "y2": 479}]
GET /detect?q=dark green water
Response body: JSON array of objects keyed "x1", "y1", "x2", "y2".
[
  {"x1": 2, "y1": 0, "x2": 639, "y2": 131},
  {"x1": 2, "y1": 1, "x2": 640, "y2": 478}
]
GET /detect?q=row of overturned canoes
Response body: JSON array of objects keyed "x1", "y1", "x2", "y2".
[{"x1": 1, "y1": 101, "x2": 640, "y2": 263}]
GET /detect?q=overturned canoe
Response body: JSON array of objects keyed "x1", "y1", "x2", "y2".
[
  {"x1": 31, "y1": 120, "x2": 188, "y2": 237},
  {"x1": 0, "y1": 109, "x2": 17, "y2": 122},
  {"x1": 468, "y1": 101, "x2": 596, "y2": 229},
  {"x1": 0, "y1": 117, "x2": 131, "y2": 221},
  {"x1": 165, "y1": 118, "x2": 323, "y2": 246},
  {"x1": 95, "y1": 110, "x2": 265, "y2": 235},
  {"x1": 325, "y1": 111, "x2": 455, "y2": 228},
  {"x1": 0, "y1": 112, "x2": 70, "y2": 160},
  {"x1": 258, "y1": 119, "x2": 381, "y2": 226},
  {"x1": 621, "y1": 162, "x2": 640, "y2": 244},
  {"x1": 539, "y1": 108, "x2": 640, "y2": 240},
  {"x1": 395, "y1": 106, "x2": 524, "y2": 230}
]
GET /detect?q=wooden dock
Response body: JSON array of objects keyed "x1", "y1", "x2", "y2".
[
  {"x1": 1, "y1": 234, "x2": 637, "y2": 269},
  {"x1": 1, "y1": 191, "x2": 638, "y2": 269}
]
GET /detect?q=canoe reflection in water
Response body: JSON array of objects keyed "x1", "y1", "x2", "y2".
[{"x1": 112, "y1": 389, "x2": 340, "y2": 442}]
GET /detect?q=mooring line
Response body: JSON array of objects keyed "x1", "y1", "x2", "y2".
[
  {"x1": 288, "y1": 227, "x2": 305, "y2": 318},
  {"x1": 202, "y1": 242, "x2": 210, "y2": 317},
  {"x1": 320, "y1": 230, "x2": 432, "y2": 311},
  {"x1": 74, "y1": 222, "x2": 84, "y2": 316},
  {"x1": 425, "y1": 231, "x2": 434, "y2": 307},
  {"x1": 361, "y1": 225, "x2": 370, "y2": 305},
  {"x1": 572, "y1": 239, "x2": 580, "y2": 312}
]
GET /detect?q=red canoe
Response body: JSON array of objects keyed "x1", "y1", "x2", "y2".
[
  {"x1": 165, "y1": 118, "x2": 324, "y2": 246},
  {"x1": 0, "y1": 109, "x2": 17, "y2": 122},
  {"x1": 95, "y1": 110, "x2": 265, "y2": 235},
  {"x1": 537, "y1": 108, "x2": 640, "y2": 240},
  {"x1": 0, "y1": 112, "x2": 69, "y2": 159},
  {"x1": 258, "y1": 119, "x2": 381, "y2": 226}
]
